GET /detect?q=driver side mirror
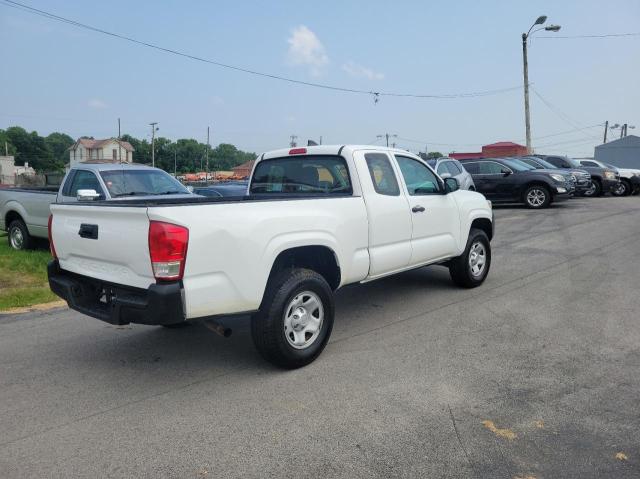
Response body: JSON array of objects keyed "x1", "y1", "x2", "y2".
[
  {"x1": 444, "y1": 177, "x2": 459, "y2": 193},
  {"x1": 76, "y1": 189, "x2": 101, "y2": 201},
  {"x1": 439, "y1": 172, "x2": 452, "y2": 179},
  {"x1": 501, "y1": 168, "x2": 511, "y2": 176}
]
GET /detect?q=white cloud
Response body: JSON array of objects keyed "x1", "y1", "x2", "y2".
[
  {"x1": 87, "y1": 98, "x2": 108, "y2": 109},
  {"x1": 342, "y1": 61, "x2": 384, "y2": 80},
  {"x1": 287, "y1": 25, "x2": 329, "y2": 76}
]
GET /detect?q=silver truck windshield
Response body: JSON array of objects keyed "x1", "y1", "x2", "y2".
[
  {"x1": 100, "y1": 170, "x2": 189, "y2": 197},
  {"x1": 250, "y1": 156, "x2": 352, "y2": 195}
]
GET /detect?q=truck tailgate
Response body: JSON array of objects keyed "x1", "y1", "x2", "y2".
[{"x1": 50, "y1": 204, "x2": 154, "y2": 289}]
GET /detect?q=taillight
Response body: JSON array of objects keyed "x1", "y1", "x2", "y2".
[
  {"x1": 289, "y1": 148, "x2": 307, "y2": 155},
  {"x1": 47, "y1": 215, "x2": 57, "y2": 259},
  {"x1": 148, "y1": 221, "x2": 189, "y2": 281}
]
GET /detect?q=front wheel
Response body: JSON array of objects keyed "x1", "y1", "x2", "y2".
[
  {"x1": 449, "y1": 228, "x2": 491, "y2": 288},
  {"x1": 251, "y1": 268, "x2": 334, "y2": 369},
  {"x1": 524, "y1": 185, "x2": 551, "y2": 209}
]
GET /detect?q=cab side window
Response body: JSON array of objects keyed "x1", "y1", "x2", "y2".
[
  {"x1": 395, "y1": 156, "x2": 440, "y2": 195},
  {"x1": 447, "y1": 161, "x2": 463, "y2": 175},
  {"x1": 365, "y1": 153, "x2": 400, "y2": 196},
  {"x1": 67, "y1": 170, "x2": 104, "y2": 198},
  {"x1": 436, "y1": 162, "x2": 448, "y2": 176}
]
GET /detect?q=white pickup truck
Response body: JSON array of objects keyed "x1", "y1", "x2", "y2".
[{"x1": 48, "y1": 145, "x2": 494, "y2": 368}]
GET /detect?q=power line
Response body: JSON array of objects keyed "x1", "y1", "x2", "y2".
[
  {"x1": 530, "y1": 87, "x2": 601, "y2": 143},
  {"x1": 0, "y1": 0, "x2": 524, "y2": 101},
  {"x1": 538, "y1": 32, "x2": 640, "y2": 39}
]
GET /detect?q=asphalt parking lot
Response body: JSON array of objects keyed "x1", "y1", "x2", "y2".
[{"x1": 1, "y1": 196, "x2": 639, "y2": 478}]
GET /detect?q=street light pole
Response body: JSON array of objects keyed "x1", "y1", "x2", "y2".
[
  {"x1": 522, "y1": 33, "x2": 532, "y2": 154},
  {"x1": 521, "y1": 16, "x2": 561, "y2": 154}
]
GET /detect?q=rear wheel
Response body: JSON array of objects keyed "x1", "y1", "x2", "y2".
[
  {"x1": 251, "y1": 268, "x2": 334, "y2": 369},
  {"x1": 449, "y1": 228, "x2": 491, "y2": 288},
  {"x1": 523, "y1": 185, "x2": 551, "y2": 209},
  {"x1": 612, "y1": 179, "x2": 631, "y2": 197},
  {"x1": 8, "y1": 219, "x2": 34, "y2": 251},
  {"x1": 584, "y1": 179, "x2": 601, "y2": 197}
]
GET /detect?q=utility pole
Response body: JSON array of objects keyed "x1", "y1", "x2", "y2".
[
  {"x1": 205, "y1": 126, "x2": 210, "y2": 183},
  {"x1": 621, "y1": 124, "x2": 626, "y2": 138},
  {"x1": 290, "y1": 135, "x2": 298, "y2": 147},
  {"x1": 377, "y1": 133, "x2": 397, "y2": 147},
  {"x1": 149, "y1": 122, "x2": 158, "y2": 167},
  {"x1": 118, "y1": 118, "x2": 122, "y2": 162},
  {"x1": 174, "y1": 148, "x2": 177, "y2": 177},
  {"x1": 603, "y1": 120, "x2": 608, "y2": 143},
  {"x1": 319, "y1": 135, "x2": 323, "y2": 145}
]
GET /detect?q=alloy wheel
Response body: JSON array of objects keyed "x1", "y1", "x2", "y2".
[{"x1": 526, "y1": 188, "x2": 546, "y2": 207}]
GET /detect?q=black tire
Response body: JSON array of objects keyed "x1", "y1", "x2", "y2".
[
  {"x1": 612, "y1": 179, "x2": 631, "y2": 197},
  {"x1": 449, "y1": 228, "x2": 491, "y2": 288},
  {"x1": 584, "y1": 179, "x2": 601, "y2": 197},
  {"x1": 523, "y1": 185, "x2": 551, "y2": 209},
  {"x1": 7, "y1": 219, "x2": 34, "y2": 251},
  {"x1": 251, "y1": 268, "x2": 334, "y2": 369}
]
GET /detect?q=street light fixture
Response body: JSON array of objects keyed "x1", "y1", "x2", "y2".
[{"x1": 522, "y1": 16, "x2": 562, "y2": 153}]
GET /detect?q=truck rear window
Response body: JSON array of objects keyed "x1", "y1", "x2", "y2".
[{"x1": 250, "y1": 156, "x2": 352, "y2": 195}]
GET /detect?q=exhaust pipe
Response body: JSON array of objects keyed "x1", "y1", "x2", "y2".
[{"x1": 203, "y1": 320, "x2": 232, "y2": 338}]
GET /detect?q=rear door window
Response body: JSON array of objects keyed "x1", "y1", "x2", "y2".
[
  {"x1": 461, "y1": 162, "x2": 479, "y2": 174},
  {"x1": 436, "y1": 162, "x2": 448, "y2": 176},
  {"x1": 479, "y1": 162, "x2": 507, "y2": 175},
  {"x1": 365, "y1": 153, "x2": 400, "y2": 196},
  {"x1": 250, "y1": 156, "x2": 352, "y2": 195},
  {"x1": 446, "y1": 161, "x2": 463, "y2": 175}
]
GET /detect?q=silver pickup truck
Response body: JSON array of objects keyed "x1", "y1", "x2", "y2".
[{"x1": 1, "y1": 163, "x2": 193, "y2": 250}]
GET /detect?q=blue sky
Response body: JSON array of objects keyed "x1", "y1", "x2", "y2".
[{"x1": 1, "y1": 0, "x2": 639, "y2": 157}]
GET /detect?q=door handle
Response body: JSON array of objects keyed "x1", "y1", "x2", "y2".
[
  {"x1": 78, "y1": 223, "x2": 99, "y2": 239},
  {"x1": 411, "y1": 205, "x2": 426, "y2": 213}
]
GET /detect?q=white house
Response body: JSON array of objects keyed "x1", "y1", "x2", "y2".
[{"x1": 68, "y1": 138, "x2": 135, "y2": 167}]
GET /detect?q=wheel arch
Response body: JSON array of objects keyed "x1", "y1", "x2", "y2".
[
  {"x1": 265, "y1": 245, "x2": 342, "y2": 295},
  {"x1": 470, "y1": 217, "x2": 493, "y2": 241}
]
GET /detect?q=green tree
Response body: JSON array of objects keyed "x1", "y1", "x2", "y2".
[
  {"x1": 45, "y1": 132, "x2": 74, "y2": 167},
  {"x1": 4, "y1": 126, "x2": 56, "y2": 171}
]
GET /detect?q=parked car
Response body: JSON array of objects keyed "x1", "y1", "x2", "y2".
[
  {"x1": 519, "y1": 156, "x2": 592, "y2": 196},
  {"x1": 193, "y1": 181, "x2": 248, "y2": 197},
  {"x1": 0, "y1": 162, "x2": 193, "y2": 250},
  {"x1": 538, "y1": 155, "x2": 619, "y2": 197},
  {"x1": 426, "y1": 157, "x2": 476, "y2": 191},
  {"x1": 48, "y1": 145, "x2": 494, "y2": 368},
  {"x1": 588, "y1": 161, "x2": 640, "y2": 197},
  {"x1": 460, "y1": 157, "x2": 574, "y2": 208}
]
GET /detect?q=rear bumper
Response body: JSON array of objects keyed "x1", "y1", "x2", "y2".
[{"x1": 47, "y1": 260, "x2": 185, "y2": 326}]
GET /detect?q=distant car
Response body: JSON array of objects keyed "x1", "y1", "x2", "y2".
[
  {"x1": 598, "y1": 162, "x2": 640, "y2": 197},
  {"x1": 193, "y1": 181, "x2": 248, "y2": 197},
  {"x1": 426, "y1": 158, "x2": 476, "y2": 191},
  {"x1": 539, "y1": 155, "x2": 619, "y2": 197},
  {"x1": 460, "y1": 157, "x2": 574, "y2": 208},
  {"x1": 519, "y1": 156, "x2": 592, "y2": 196}
]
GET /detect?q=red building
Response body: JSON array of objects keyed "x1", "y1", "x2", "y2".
[{"x1": 450, "y1": 141, "x2": 528, "y2": 160}]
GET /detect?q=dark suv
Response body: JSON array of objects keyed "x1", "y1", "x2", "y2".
[
  {"x1": 461, "y1": 157, "x2": 574, "y2": 208},
  {"x1": 519, "y1": 156, "x2": 592, "y2": 195},
  {"x1": 537, "y1": 155, "x2": 619, "y2": 197}
]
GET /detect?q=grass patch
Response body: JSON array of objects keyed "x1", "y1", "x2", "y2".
[{"x1": 0, "y1": 232, "x2": 58, "y2": 311}]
